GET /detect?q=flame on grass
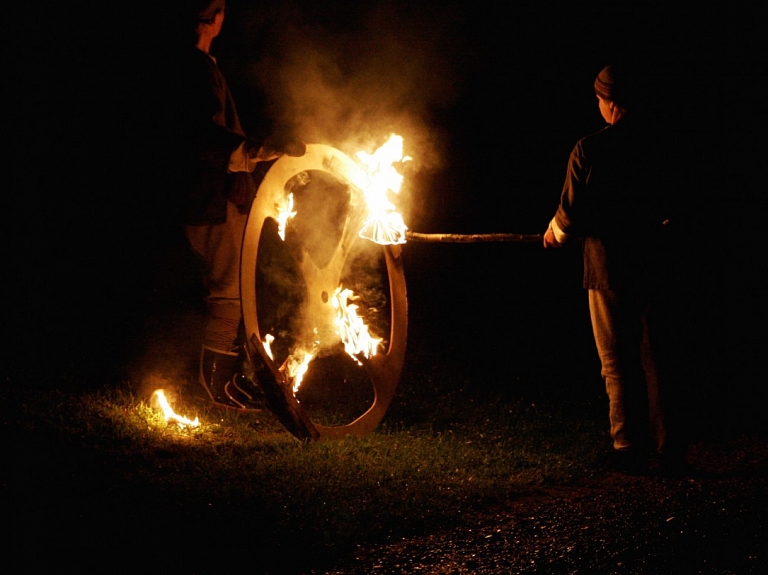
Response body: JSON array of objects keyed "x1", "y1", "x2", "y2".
[
  {"x1": 332, "y1": 286, "x2": 382, "y2": 364},
  {"x1": 355, "y1": 134, "x2": 410, "y2": 245},
  {"x1": 151, "y1": 389, "x2": 200, "y2": 430}
]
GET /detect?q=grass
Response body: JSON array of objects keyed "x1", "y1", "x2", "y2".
[{"x1": 2, "y1": 348, "x2": 608, "y2": 573}]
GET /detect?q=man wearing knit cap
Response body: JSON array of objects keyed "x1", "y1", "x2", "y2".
[
  {"x1": 173, "y1": 0, "x2": 305, "y2": 409},
  {"x1": 543, "y1": 65, "x2": 681, "y2": 475}
]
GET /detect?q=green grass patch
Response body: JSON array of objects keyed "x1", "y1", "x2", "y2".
[{"x1": 1, "y1": 349, "x2": 608, "y2": 571}]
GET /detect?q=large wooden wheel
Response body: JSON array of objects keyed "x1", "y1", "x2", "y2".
[{"x1": 240, "y1": 144, "x2": 408, "y2": 441}]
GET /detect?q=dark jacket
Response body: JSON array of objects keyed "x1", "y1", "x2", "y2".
[
  {"x1": 172, "y1": 47, "x2": 256, "y2": 225},
  {"x1": 554, "y1": 115, "x2": 677, "y2": 291}
]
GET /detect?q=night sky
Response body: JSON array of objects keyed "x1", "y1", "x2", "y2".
[{"x1": 7, "y1": 1, "x2": 762, "y2": 413}]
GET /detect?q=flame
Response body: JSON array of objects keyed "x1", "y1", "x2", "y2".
[
  {"x1": 152, "y1": 389, "x2": 200, "y2": 429},
  {"x1": 355, "y1": 134, "x2": 410, "y2": 245},
  {"x1": 275, "y1": 193, "x2": 296, "y2": 241},
  {"x1": 258, "y1": 137, "x2": 406, "y2": 398},
  {"x1": 263, "y1": 333, "x2": 275, "y2": 360},
  {"x1": 332, "y1": 287, "x2": 382, "y2": 364},
  {"x1": 284, "y1": 351, "x2": 315, "y2": 393}
]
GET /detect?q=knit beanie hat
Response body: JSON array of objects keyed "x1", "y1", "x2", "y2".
[
  {"x1": 594, "y1": 65, "x2": 632, "y2": 106},
  {"x1": 195, "y1": 0, "x2": 225, "y2": 23}
]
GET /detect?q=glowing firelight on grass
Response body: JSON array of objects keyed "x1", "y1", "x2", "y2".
[
  {"x1": 355, "y1": 134, "x2": 410, "y2": 245},
  {"x1": 152, "y1": 389, "x2": 200, "y2": 429},
  {"x1": 332, "y1": 286, "x2": 382, "y2": 364}
]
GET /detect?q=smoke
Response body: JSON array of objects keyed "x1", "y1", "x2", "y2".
[
  {"x1": 201, "y1": 1, "x2": 469, "y2": 373},
  {"x1": 236, "y1": 0, "x2": 469, "y2": 225}
]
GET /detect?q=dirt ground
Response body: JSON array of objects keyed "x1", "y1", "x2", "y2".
[{"x1": 323, "y1": 434, "x2": 768, "y2": 575}]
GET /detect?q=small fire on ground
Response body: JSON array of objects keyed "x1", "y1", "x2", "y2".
[{"x1": 152, "y1": 389, "x2": 200, "y2": 430}]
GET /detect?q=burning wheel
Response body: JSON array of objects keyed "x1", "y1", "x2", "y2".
[{"x1": 241, "y1": 144, "x2": 408, "y2": 441}]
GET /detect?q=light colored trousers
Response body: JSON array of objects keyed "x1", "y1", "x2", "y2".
[
  {"x1": 185, "y1": 201, "x2": 248, "y2": 352},
  {"x1": 589, "y1": 289, "x2": 666, "y2": 454}
]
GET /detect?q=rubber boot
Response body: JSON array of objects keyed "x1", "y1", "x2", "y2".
[{"x1": 199, "y1": 345, "x2": 260, "y2": 410}]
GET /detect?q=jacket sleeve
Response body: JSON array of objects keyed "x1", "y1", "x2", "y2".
[
  {"x1": 183, "y1": 59, "x2": 245, "y2": 171},
  {"x1": 553, "y1": 139, "x2": 592, "y2": 240}
]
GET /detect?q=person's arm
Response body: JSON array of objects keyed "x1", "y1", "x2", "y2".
[
  {"x1": 543, "y1": 218, "x2": 566, "y2": 248},
  {"x1": 543, "y1": 141, "x2": 588, "y2": 248},
  {"x1": 179, "y1": 55, "x2": 246, "y2": 170},
  {"x1": 227, "y1": 135, "x2": 307, "y2": 173}
]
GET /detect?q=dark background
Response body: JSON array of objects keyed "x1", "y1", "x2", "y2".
[{"x1": 6, "y1": 1, "x2": 763, "y2": 429}]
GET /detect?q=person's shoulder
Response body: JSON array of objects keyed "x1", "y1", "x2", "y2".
[
  {"x1": 573, "y1": 125, "x2": 610, "y2": 155},
  {"x1": 175, "y1": 47, "x2": 224, "y2": 84},
  {"x1": 166, "y1": 45, "x2": 215, "y2": 67}
]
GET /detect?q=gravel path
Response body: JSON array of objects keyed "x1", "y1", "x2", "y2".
[{"x1": 324, "y1": 436, "x2": 768, "y2": 574}]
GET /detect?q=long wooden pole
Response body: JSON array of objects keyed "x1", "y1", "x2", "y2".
[{"x1": 405, "y1": 231, "x2": 542, "y2": 243}]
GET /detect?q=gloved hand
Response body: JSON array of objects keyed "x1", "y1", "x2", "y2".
[
  {"x1": 245, "y1": 134, "x2": 306, "y2": 163},
  {"x1": 262, "y1": 133, "x2": 307, "y2": 158}
]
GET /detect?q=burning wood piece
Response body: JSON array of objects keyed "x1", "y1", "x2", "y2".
[{"x1": 245, "y1": 337, "x2": 320, "y2": 441}]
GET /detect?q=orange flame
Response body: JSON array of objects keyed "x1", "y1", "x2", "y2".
[
  {"x1": 263, "y1": 333, "x2": 275, "y2": 360},
  {"x1": 355, "y1": 134, "x2": 410, "y2": 245},
  {"x1": 152, "y1": 389, "x2": 200, "y2": 429},
  {"x1": 332, "y1": 286, "x2": 382, "y2": 364},
  {"x1": 275, "y1": 193, "x2": 296, "y2": 241},
  {"x1": 285, "y1": 351, "x2": 315, "y2": 393}
]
